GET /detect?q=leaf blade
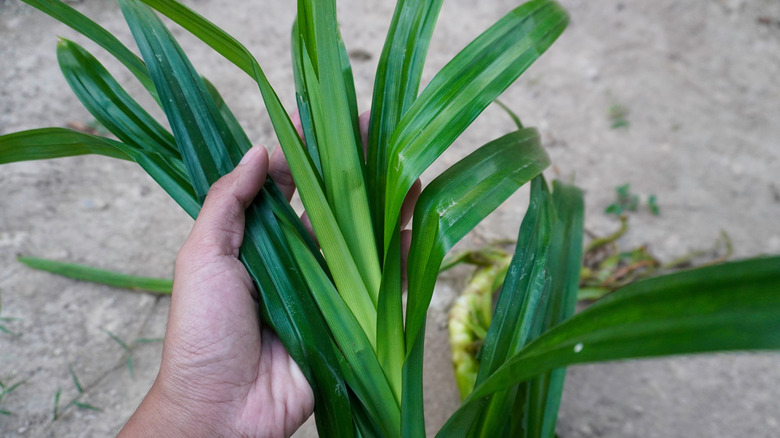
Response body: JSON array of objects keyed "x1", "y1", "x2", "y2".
[
  {"x1": 443, "y1": 256, "x2": 780, "y2": 435},
  {"x1": 405, "y1": 129, "x2": 550, "y2": 353},
  {"x1": 21, "y1": 0, "x2": 158, "y2": 100},
  {"x1": 384, "y1": 0, "x2": 568, "y2": 248},
  {"x1": 18, "y1": 256, "x2": 173, "y2": 294},
  {"x1": 136, "y1": 0, "x2": 378, "y2": 338},
  {"x1": 367, "y1": 0, "x2": 444, "y2": 249},
  {"x1": 56, "y1": 38, "x2": 178, "y2": 157},
  {"x1": 117, "y1": 2, "x2": 356, "y2": 434},
  {"x1": 0, "y1": 128, "x2": 131, "y2": 163}
]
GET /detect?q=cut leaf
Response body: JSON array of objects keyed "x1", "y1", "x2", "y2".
[{"x1": 18, "y1": 256, "x2": 173, "y2": 294}]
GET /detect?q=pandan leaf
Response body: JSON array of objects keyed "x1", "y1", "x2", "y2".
[
  {"x1": 282, "y1": 222, "x2": 401, "y2": 437},
  {"x1": 0, "y1": 128, "x2": 131, "y2": 163},
  {"x1": 367, "y1": 0, "x2": 444, "y2": 250},
  {"x1": 56, "y1": 39, "x2": 178, "y2": 157},
  {"x1": 403, "y1": 129, "x2": 550, "y2": 437},
  {"x1": 468, "y1": 176, "x2": 556, "y2": 437},
  {"x1": 0, "y1": 128, "x2": 200, "y2": 217},
  {"x1": 295, "y1": 0, "x2": 381, "y2": 302},
  {"x1": 21, "y1": 0, "x2": 159, "y2": 101},
  {"x1": 117, "y1": 1, "x2": 355, "y2": 435},
  {"x1": 136, "y1": 0, "x2": 378, "y2": 338},
  {"x1": 525, "y1": 181, "x2": 584, "y2": 438},
  {"x1": 18, "y1": 257, "x2": 173, "y2": 294},
  {"x1": 383, "y1": 0, "x2": 569, "y2": 250},
  {"x1": 405, "y1": 129, "x2": 550, "y2": 355},
  {"x1": 440, "y1": 256, "x2": 780, "y2": 436}
]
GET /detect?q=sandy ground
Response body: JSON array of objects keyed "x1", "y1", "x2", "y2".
[{"x1": 1, "y1": 0, "x2": 779, "y2": 436}]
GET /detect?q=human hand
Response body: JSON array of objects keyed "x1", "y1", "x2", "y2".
[
  {"x1": 120, "y1": 112, "x2": 419, "y2": 438},
  {"x1": 120, "y1": 143, "x2": 313, "y2": 438}
]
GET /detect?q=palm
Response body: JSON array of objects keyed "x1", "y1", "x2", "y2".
[
  {"x1": 122, "y1": 114, "x2": 412, "y2": 437},
  {"x1": 162, "y1": 241, "x2": 314, "y2": 438}
]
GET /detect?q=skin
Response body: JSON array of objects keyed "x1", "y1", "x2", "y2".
[{"x1": 120, "y1": 113, "x2": 418, "y2": 437}]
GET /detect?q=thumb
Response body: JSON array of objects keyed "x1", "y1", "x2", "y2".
[{"x1": 183, "y1": 145, "x2": 270, "y2": 259}]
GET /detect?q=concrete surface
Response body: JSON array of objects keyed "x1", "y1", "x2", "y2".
[{"x1": 1, "y1": 0, "x2": 778, "y2": 436}]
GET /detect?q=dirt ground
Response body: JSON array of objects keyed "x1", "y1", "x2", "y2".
[{"x1": 1, "y1": 0, "x2": 779, "y2": 436}]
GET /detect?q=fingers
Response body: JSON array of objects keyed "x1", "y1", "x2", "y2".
[
  {"x1": 182, "y1": 145, "x2": 269, "y2": 259},
  {"x1": 269, "y1": 111, "x2": 304, "y2": 201},
  {"x1": 269, "y1": 146, "x2": 296, "y2": 201}
]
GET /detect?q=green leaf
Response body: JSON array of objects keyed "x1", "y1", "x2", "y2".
[
  {"x1": 376, "y1": 230, "x2": 404, "y2": 401},
  {"x1": 494, "y1": 100, "x2": 524, "y2": 130},
  {"x1": 525, "y1": 181, "x2": 584, "y2": 438},
  {"x1": 21, "y1": 0, "x2": 158, "y2": 101},
  {"x1": 648, "y1": 194, "x2": 660, "y2": 216},
  {"x1": 401, "y1": 329, "x2": 426, "y2": 438},
  {"x1": 71, "y1": 401, "x2": 102, "y2": 411},
  {"x1": 53, "y1": 388, "x2": 61, "y2": 420},
  {"x1": 117, "y1": 2, "x2": 356, "y2": 434},
  {"x1": 105, "y1": 330, "x2": 130, "y2": 352},
  {"x1": 291, "y1": 20, "x2": 323, "y2": 175},
  {"x1": 468, "y1": 176, "x2": 556, "y2": 437},
  {"x1": 126, "y1": 356, "x2": 135, "y2": 379},
  {"x1": 295, "y1": 0, "x2": 381, "y2": 301},
  {"x1": 202, "y1": 78, "x2": 252, "y2": 155},
  {"x1": 0, "y1": 128, "x2": 200, "y2": 218},
  {"x1": 384, "y1": 0, "x2": 568, "y2": 249},
  {"x1": 56, "y1": 38, "x2": 179, "y2": 157},
  {"x1": 134, "y1": 337, "x2": 164, "y2": 343},
  {"x1": 240, "y1": 200, "x2": 357, "y2": 437},
  {"x1": 367, "y1": 0, "x2": 444, "y2": 249},
  {"x1": 136, "y1": 0, "x2": 377, "y2": 339},
  {"x1": 0, "y1": 381, "x2": 25, "y2": 397},
  {"x1": 18, "y1": 256, "x2": 173, "y2": 294},
  {"x1": 405, "y1": 129, "x2": 550, "y2": 354},
  {"x1": 403, "y1": 131, "x2": 549, "y2": 438},
  {"x1": 119, "y1": 0, "x2": 235, "y2": 200},
  {"x1": 0, "y1": 128, "x2": 131, "y2": 164},
  {"x1": 68, "y1": 364, "x2": 84, "y2": 394},
  {"x1": 282, "y1": 222, "x2": 401, "y2": 437},
  {"x1": 459, "y1": 256, "x2": 780, "y2": 419}
]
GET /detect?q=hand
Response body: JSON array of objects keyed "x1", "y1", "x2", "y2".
[
  {"x1": 120, "y1": 112, "x2": 419, "y2": 438},
  {"x1": 120, "y1": 144, "x2": 313, "y2": 438}
]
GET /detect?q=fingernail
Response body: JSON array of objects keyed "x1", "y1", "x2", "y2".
[{"x1": 239, "y1": 146, "x2": 259, "y2": 165}]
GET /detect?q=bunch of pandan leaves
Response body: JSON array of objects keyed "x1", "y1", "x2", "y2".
[{"x1": 1, "y1": 0, "x2": 779, "y2": 436}]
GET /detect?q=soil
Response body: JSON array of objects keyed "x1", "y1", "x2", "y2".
[{"x1": 1, "y1": 0, "x2": 779, "y2": 436}]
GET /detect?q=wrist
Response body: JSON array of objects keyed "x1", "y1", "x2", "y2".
[{"x1": 119, "y1": 375, "x2": 220, "y2": 437}]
